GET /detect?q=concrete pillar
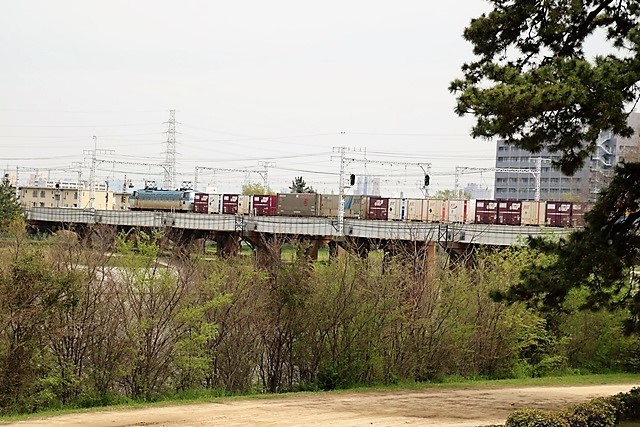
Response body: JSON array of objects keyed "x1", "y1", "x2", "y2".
[
  {"x1": 214, "y1": 232, "x2": 241, "y2": 258},
  {"x1": 296, "y1": 238, "x2": 324, "y2": 261},
  {"x1": 328, "y1": 240, "x2": 339, "y2": 259},
  {"x1": 426, "y1": 240, "x2": 437, "y2": 280},
  {"x1": 244, "y1": 232, "x2": 283, "y2": 270}
]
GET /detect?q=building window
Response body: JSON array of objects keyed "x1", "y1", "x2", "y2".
[
  {"x1": 32, "y1": 190, "x2": 38, "y2": 197},
  {"x1": 40, "y1": 190, "x2": 45, "y2": 198}
]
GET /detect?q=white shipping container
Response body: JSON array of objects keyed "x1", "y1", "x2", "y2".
[
  {"x1": 208, "y1": 194, "x2": 222, "y2": 214},
  {"x1": 387, "y1": 198, "x2": 405, "y2": 220},
  {"x1": 446, "y1": 199, "x2": 472, "y2": 223},
  {"x1": 422, "y1": 199, "x2": 446, "y2": 222},
  {"x1": 521, "y1": 201, "x2": 544, "y2": 225},
  {"x1": 237, "y1": 195, "x2": 251, "y2": 215},
  {"x1": 406, "y1": 199, "x2": 424, "y2": 221}
]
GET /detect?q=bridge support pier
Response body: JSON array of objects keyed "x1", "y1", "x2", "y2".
[
  {"x1": 338, "y1": 237, "x2": 370, "y2": 258},
  {"x1": 380, "y1": 240, "x2": 438, "y2": 277},
  {"x1": 295, "y1": 237, "x2": 326, "y2": 261},
  {"x1": 440, "y1": 241, "x2": 474, "y2": 266},
  {"x1": 244, "y1": 232, "x2": 283, "y2": 270},
  {"x1": 214, "y1": 232, "x2": 241, "y2": 258}
]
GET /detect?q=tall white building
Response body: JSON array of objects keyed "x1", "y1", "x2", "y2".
[{"x1": 353, "y1": 176, "x2": 381, "y2": 196}]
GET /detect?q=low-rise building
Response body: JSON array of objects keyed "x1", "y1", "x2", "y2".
[{"x1": 20, "y1": 186, "x2": 114, "y2": 210}]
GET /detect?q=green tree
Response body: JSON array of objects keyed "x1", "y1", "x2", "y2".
[
  {"x1": 289, "y1": 176, "x2": 315, "y2": 193},
  {"x1": 0, "y1": 228, "x2": 80, "y2": 412},
  {"x1": 0, "y1": 178, "x2": 23, "y2": 232},
  {"x1": 450, "y1": 1, "x2": 640, "y2": 175},
  {"x1": 433, "y1": 189, "x2": 471, "y2": 200},
  {"x1": 452, "y1": 1, "x2": 640, "y2": 339},
  {"x1": 493, "y1": 162, "x2": 640, "y2": 333},
  {"x1": 242, "y1": 183, "x2": 273, "y2": 195}
]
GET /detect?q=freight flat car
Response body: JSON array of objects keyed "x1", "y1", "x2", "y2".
[{"x1": 127, "y1": 190, "x2": 589, "y2": 229}]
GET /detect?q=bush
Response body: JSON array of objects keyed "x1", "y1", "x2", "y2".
[
  {"x1": 505, "y1": 409, "x2": 569, "y2": 427},
  {"x1": 563, "y1": 398, "x2": 616, "y2": 427},
  {"x1": 608, "y1": 387, "x2": 640, "y2": 422},
  {"x1": 505, "y1": 389, "x2": 639, "y2": 427}
]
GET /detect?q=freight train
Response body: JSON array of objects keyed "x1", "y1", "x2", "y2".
[{"x1": 128, "y1": 190, "x2": 588, "y2": 227}]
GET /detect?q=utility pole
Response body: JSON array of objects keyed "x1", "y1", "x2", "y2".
[
  {"x1": 258, "y1": 161, "x2": 276, "y2": 193},
  {"x1": 332, "y1": 147, "x2": 348, "y2": 235},
  {"x1": 163, "y1": 109, "x2": 177, "y2": 190},
  {"x1": 531, "y1": 157, "x2": 552, "y2": 201},
  {"x1": 83, "y1": 136, "x2": 114, "y2": 210},
  {"x1": 89, "y1": 136, "x2": 97, "y2": 210},
  {"x1": 14, "y1": 166, "x2": 19, "y2": 199}
]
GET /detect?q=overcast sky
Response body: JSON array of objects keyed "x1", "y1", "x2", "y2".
[{"x1": 1, "y1": 0, "x2": 497, "y2": 196}]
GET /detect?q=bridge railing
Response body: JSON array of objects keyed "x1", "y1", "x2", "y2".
[{"x1": 26, "y1": 207, "x2": 575, "y2": 246}]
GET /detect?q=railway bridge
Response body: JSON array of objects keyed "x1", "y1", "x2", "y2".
[{"x1": 27, "y1": 207, "x2": 576, "y2": 267}]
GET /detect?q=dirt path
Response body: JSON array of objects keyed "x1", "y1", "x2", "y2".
[{"x1": 5, "y1": 383, "x2": 637, "y2": 427}]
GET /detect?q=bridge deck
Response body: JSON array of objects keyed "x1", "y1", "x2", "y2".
[{"x1": 27, "y1": 207, "x2": 575, "y2": 246}]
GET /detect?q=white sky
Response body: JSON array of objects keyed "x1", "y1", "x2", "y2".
[{"x1": 0, "y1": 0, "x2": 497, "y2": 197}]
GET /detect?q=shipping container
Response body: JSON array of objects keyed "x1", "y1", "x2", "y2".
[
  {"x1": 406, "y1": 199, "x2": 424, "y2": 221},
  {"x1": 570, "y1": 202, "x2": 589, "y2": 227},
  {"x1": 368, "y1": 197, "x2": 389, "y2": 220},
  {"x1": 497, "y1": 200, "x2": 522, "y2": 225},
  {"x1": 208, "y1": 194, "x2": 222, "y2": 214},
  {"x1": 388, "y1": 198, "x2": 405, "y2": 220},
  {"x1": 521, "y1": 201, "x2": 544, "y2": 225},
  {"x1": 475, "y1": 199, "x2": 498, "y2": 224},
  {"x1": 546, "y1": 201, "x2": 572, "y2": 227},
  {"x1": 422, "y1": 199, "x2": 446, "y2": 222},
  {"x1": 446, "y1": 199, "x2": 471, "y2": 223},
  {"x1": 344, "y1": 195, "x2": 366, "y2": 218},
  {"x1": 194, "y1": 192, "x2": 209, "y2": 213},
  {"x1": 277, "y1": 193, "x2": 320, "y2": 216},
  {"x1": 222, "y1": 194, "x2": 240, "y2": 214},
  {"x1": 319, "y1": 195, "x2": 338, "y2": 217},
  {"x1": 252, "y1": 195, "x2": 278, "y2": 216},
  {"x1": 320, "y1": 195, "x2": 366, "y2": 218}
]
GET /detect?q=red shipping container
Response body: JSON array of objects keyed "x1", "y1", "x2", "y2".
[
  {"x1": 475, "y1": 200, "x2": 498, "y2": 224},
  {"x1": 252, "y1": 195, "x2": 278, "y2": 216},
  {"x1": 222, "y1": 194, "x2": 239, "y2": 214},
  {"x1": 546, "y1": 201, "x2": 572, "y2": 227},
  {"x1": 570, "y1": 202, "x2": 589, "y2": 227},
  {"x1": 194, "y1": 193, "x2": 209, "y2": 213},
  {"x1": 368, "y1": 197, "x2": 389, "y2": 220},
  {"x1": 497, "y1": 200, "x2": 522, "y2": 225}
]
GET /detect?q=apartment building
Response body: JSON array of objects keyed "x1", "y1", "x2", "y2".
[{"x1": 494, "y1": 112, "x2": 640, "y2": 201}]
